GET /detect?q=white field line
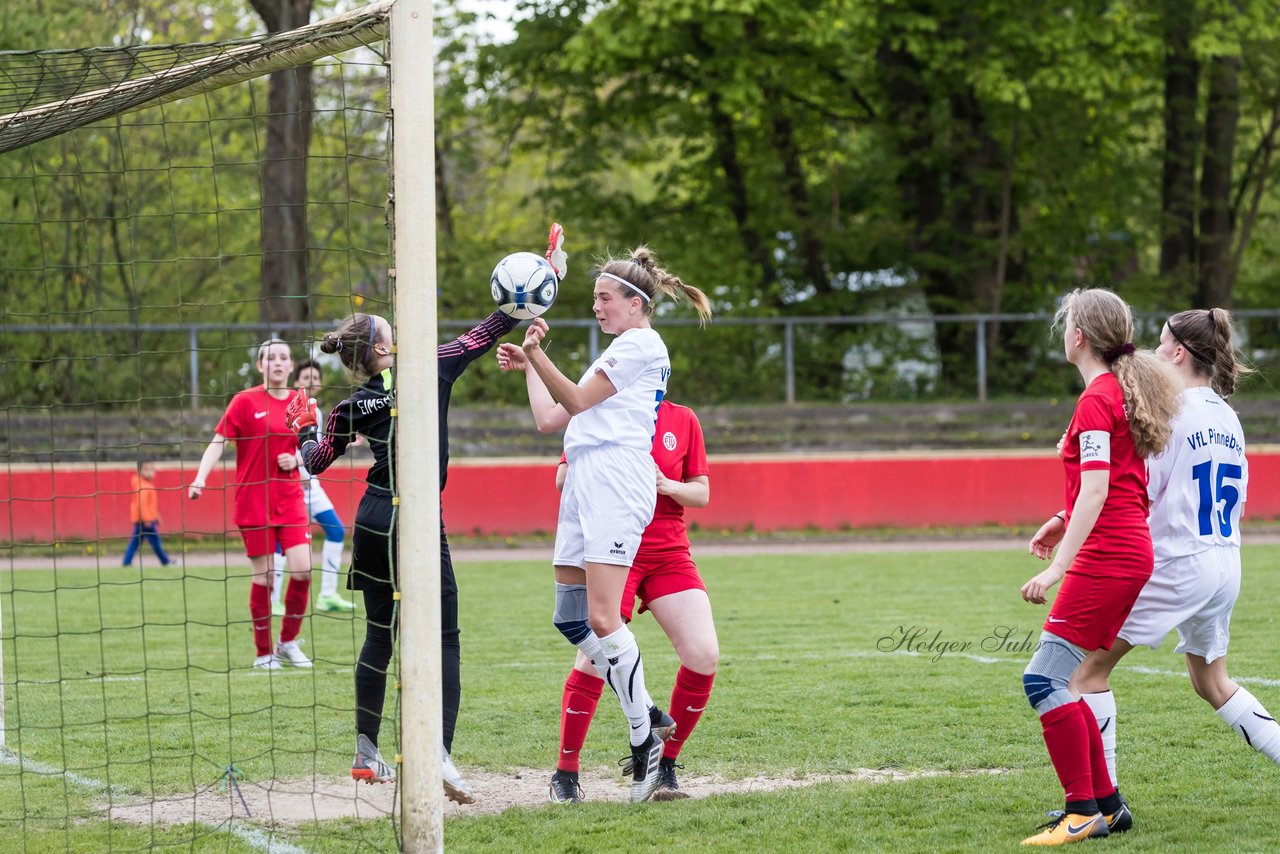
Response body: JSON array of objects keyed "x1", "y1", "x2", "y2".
[
  {"x1": 742, "y1": 647, "x2": 1280, "y2": 688},
  {"x1": 229, "y1": 824, "x2": 308, "y2": 854},
  {"x1": 0, "y1": 749, "x2": 308, "y2": 854}
]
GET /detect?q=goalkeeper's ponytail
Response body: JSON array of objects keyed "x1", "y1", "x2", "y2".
[{"x1": 322, "y1": 313, "x2": 383, "y2": 381}]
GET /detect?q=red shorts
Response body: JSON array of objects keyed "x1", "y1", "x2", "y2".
[
  {"x1": 620, "y1": 548, "x2": 706, "y2": 621},
  {"x1": 239, "y1": 514, "x2": 312, "y2": 558},
  {"x1": 1045, "y1": 566, "x2": 1150, "y2": 651}
]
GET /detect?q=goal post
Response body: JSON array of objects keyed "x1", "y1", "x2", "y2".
[{"x1": 388, "y1": 0, "x2": 444, "y2": 850}]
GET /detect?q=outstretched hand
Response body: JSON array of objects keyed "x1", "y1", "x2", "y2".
[
  {"x1": 496, "y1": 342, "x2": 528, "y2": 372},
  {"x1": 545, "y1": 222, "x2": 567, "y2": 280},
  {"x1": 522, "y1": 317, "x2": 549, "y2": 353},
  {"x1": 285, "y1": 391, "x2": 318, "y2": 434}
]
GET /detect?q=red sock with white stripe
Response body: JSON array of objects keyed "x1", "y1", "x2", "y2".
[
  {"x1": 249, "y1": 583, "x2": 272, "y2": 656},
  {"x1": 558, "y1": 669, "x2": 603, "y2": 772},
  {"x1": 665, "y1": 666, "x2": 715, "y2": 761},
  {"x1": 1039, "y1": 702, "x2": 1099, "y2": 814},
  {"x1": 279, "y1": 575, "x2": 311, "y2": 643}
]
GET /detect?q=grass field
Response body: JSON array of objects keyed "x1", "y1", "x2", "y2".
[{"x1": 4, "y1": 544, "x2": 1280, "y2": 852}]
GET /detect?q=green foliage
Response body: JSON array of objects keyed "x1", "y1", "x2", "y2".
[{"x1": 3, "y1": 0, "x2": 1280, "y2": 408}]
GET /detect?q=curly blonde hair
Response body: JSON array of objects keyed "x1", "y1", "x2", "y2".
[{"x1": 1055, "y1": 288, "x2": 1182, "y2": 458}]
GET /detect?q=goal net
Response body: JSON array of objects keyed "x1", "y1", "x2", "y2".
[{"x1": 0, "y1": 1, "x2": 442, "y2": 849}]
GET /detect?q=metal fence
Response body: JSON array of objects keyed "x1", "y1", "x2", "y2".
[{"x1": 5, "y1": 309, "x2": 1279, "y2": 408}]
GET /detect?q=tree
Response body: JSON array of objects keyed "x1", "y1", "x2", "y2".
[{"x1": 248, "y1": 0, "x2": 315, "y2": 328}]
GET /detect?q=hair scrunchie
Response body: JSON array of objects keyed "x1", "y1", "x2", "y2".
[{"x1": 1102, "y1": 342, "x2": 1135, "y2": 362}]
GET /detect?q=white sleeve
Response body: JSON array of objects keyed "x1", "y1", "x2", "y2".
[{"x1": 593, "y1": 333, "x2": 656, "y2": 392}]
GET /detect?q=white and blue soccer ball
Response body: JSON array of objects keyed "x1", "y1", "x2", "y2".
[{"x1": 490, "y1": 252, "x2": 559, "y2": 320}]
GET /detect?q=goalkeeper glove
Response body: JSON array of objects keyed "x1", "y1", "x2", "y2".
[
  {"x1": 545, "y1": 222, "x2": 567, "y2": 280},
  {"x1": 285, "y1": 392, "x2": 318, "y2": 439}
]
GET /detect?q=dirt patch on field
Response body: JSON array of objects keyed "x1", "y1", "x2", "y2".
[{"x1": 109, "y1": 765, "x2": 1009, "y2": 826}]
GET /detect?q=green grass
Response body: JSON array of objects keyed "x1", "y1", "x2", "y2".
[{"x1": 5, "y1": 547, "x2": 1280, "y2": 851}]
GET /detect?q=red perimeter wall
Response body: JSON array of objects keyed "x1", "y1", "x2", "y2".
[{"x1": 2, "y1": 450, "x2": 1277, "y2": 543}]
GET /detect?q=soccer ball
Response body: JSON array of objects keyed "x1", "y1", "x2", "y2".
[{"x1": 490, "y1": 252, "x2": 559, "y2": 320}]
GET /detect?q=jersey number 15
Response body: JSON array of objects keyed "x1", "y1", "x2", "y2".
[{"x1": 1191, "y1": 460, "x2": 1243, "y2": 538}]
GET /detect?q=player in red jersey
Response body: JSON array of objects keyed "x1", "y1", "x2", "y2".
[
  {"x1": 189, "y1": 339, "x2": 314, "y2": 670},
  {"x1": 548, "y1": 399, "x2": 716, "y2": 803},
  {"x1": 1018, "y1": 288, "x2": 1182, "y2": 846}
]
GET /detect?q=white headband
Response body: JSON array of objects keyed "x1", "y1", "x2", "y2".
[{"x1": 598, "y1": 271, "x2": 651, "y2": 302}]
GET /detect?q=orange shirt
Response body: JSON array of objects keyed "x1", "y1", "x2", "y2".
[{"x1": 130, "y1": 474, "x2": 160, "y2": 524}]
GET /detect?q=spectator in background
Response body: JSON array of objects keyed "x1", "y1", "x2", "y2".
[{"x1": 122, "y1": 460, "x2": 171, "y2": 567}]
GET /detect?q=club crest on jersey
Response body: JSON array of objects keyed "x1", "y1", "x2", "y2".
[{"x1": 663, "y1": 431, "x2": 677, "y2": 451}]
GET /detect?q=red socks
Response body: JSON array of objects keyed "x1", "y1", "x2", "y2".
[
  {"x1": 1039, "y1": 702, "x2": 1095, "y2": 806},
  {"x1": 280, "y1": 575, "x2": 311, "y2": 643},
  {"x1": 1077, "y1": 699, "x2": 1117, "y2": 800},
  {"x1": 665, "y1": 666, "x2": 715, "y2": 761},
  {"x1": 558, "y1": 669, "x2": 603, "y2": 772},
  {"x1": 249, "y1": 583, "x2": 272, "y2": 656}
]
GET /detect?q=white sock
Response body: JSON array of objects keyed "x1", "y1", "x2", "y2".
[
  {"x1": 574, "y1": 631, "x2": 610, "y2": 682},
  {"x1": 271, "y1": 553, "x2": 286, "y2": 606},
  {"x1": 1082, "y1": 690, "x2": 1118, "y2": 787},
  {"x1": 1217, "y1": 687, "x2": 1280, "y2": 764},
  {"x1": 320, "y1": 540, "x2": 344, "y2": 597},
  {"x1": 641, "y1": 687, "x2": 655, "y2": 713},
  {"x1": 598, "y1": 625, "x2": 651, "y2": 746}
]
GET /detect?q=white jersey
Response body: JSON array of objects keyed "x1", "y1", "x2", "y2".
[
  {"x1": 1147, "y1": 386, "x2": 1248, "y2": 564},
  {"x1": 563, "y1": 327, "x2": 670, "y2": 459}
]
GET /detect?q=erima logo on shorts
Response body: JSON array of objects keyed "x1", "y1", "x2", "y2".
[{"x1": 610, "y1": 541, "x2": 627, "y2": 556}]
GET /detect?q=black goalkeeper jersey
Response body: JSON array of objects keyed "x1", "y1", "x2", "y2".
[{"x1": 302, "y1": 311, "x2": 518, "y2": 495}]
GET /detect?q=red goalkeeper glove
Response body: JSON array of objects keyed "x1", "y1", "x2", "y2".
[
  {"x1": 545, "y1": 222, "x2": 567, "y2": 280},
  {"x1": 285, "y1": 392, "x2": 318, "y2": 435}
]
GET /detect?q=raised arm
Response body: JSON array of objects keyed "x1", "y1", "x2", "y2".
[
  {"x1": 521, "y1": 318, "x2": 616, "y2": 416},
  {"x1": 438, "y1": 310, "x2": 520, "y2": 383},
  {"x1": 496, "y1": 342, "x2": 571, "y2": 433}
]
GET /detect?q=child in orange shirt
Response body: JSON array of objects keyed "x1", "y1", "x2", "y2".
[{"x1": 123, "y1": 460, "x2": 172, "y2": 567}]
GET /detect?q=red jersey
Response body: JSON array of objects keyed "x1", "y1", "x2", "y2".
[
  {"x1": 215, "y1": 385, "x2": 304, "y2": 528},
  {"x1": 1060, "y1": 372, "x2": 1152, "y2": 576},
  {"x1": 640, "y1": 401, "x2": 708, "y2": 555},
  {"x1": 558, "y1": 400, "x2": 709, "y2": 554}
]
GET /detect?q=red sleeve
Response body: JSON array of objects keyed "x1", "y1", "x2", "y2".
[
  {"x1": 1072, "y1": 390, "x2": 1117, "y2": 472},
  {"x1": 558, "y1": 451, "x2": 567, "y2": 465},
  {"x1": 682, "y1": 409, "x2": 709, "y2": 479},
  {"x1": 216, "y1": 393, "x2": 243, "y2": 439}
]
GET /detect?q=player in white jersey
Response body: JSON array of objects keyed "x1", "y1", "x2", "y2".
[
  {"x1": 272, "y1": 360, "x2": 356, "y2": 615},
  {"x1": 1071, "y1": 307, "x2": 1278, "y2": 831},
  {"x1": 499, "y1": 245, "x2": 712, "y2": 803}
]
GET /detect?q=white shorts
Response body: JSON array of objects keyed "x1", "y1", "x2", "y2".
[
  {"x1": 304, "y1": 478, "x2": 335, "y2": 518},
  {"x1": 552, "y1": 444, "x2": 656, "y2": 569},
  {"x1": 1117, "y1": 546, "x2": 1240, "y2": 664}
]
